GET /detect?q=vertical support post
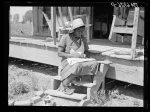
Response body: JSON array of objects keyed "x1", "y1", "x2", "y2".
[
  {"x1": 86, "y1": 7, "x2": 90, "y2": 43},
  {"x1": 68, "y1": 7, "x2": 73, "y2": 24},
  {"x1": 51, "y1": 7, "x2": 56, "y2": 45},
  {"x1": 38, "y1": 7, "x2": 43, "y2": 35},
  {"x1": 9, "y1": 8, "x2": 11, "y2": 39},
  {"x1": 131, "y1": 7, "x2": 140, "y2": 59},
  {"x1": 142, "y1": 38, "x2": 144, "y2": 46},
  {"x1": 87, "y1": 88, "x2": 91, "y2": 99},
  {"x1": 58, "y1": 7, "x2": 65, "y2": 28},
  {"x1": 91, "y1": 7, "x2": 93, "y2": 40}
]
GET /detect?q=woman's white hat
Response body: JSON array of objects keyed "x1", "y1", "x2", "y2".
[
  {"x1": 71, "y1": 18, "x2": 85, "y2": 30},
  {"x1": 64, "y1": 17, "x2": 91, "y2": 33}
]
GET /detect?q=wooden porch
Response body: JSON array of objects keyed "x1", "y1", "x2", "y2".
[{"x1": 9, "y1": 36, "x2": 144, "y2": 86}]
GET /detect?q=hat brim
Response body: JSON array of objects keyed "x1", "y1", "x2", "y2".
[{"x1": 68, "y1": 24, "x2": 92, "y2": 33}]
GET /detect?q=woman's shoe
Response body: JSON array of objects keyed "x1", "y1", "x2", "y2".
[{"x1": 63, "y1": 86, "x2": 76, "y2": 95}]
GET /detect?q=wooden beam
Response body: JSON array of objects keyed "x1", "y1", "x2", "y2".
[
  {"x1": 9, "y1": 44, "x2": 61, "y2": 66},
  {"x1": 51, "y1": 7, "x2": 56, "y2": 45},
  {"x1": 38, "y1": 7, "x2": 43, "y2": 35},
  {"x1": 86, "y1": 7, "x2": 90, "y2": 43},
  {"x1": 112, "y1": 27, "x2": 133, "y2": 34},
  {"x1": 32, "y1": 7, "x2": 38, "y2": 35},
  {"x1": 68, "y1": 7, "x2": 73, "y2": 23},
  {"x1": 58, "y1": 7, "x2": 65, "y2": 28},
  {"x1": 45, "y1": 89, "x2": 87, "y2": 100},
  {"x1": 109, "y1": 15, "x2": 117, "y2": 41},
  {"x1": 91, "y1": 7, "x2": 94, "y2": 40},
  {"x1": 131, "y1": 7, "x2": 140, "y2": 59},
  {"x1": 72, "y1": 81, "x2": 95, "y2": 88}
]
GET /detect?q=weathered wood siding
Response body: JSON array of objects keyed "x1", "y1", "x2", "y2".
[{"x1": 32, "y1": 7, "x2": 92, "y2": 39}]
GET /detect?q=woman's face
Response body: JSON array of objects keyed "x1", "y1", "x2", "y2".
[{"x1": 74, "y1": 26, "x2": 85, "y2": 38}]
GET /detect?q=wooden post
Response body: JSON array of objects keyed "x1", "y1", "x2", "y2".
[
  {"x1": 51, "y1": 7, "x2": 56, "y2": 45},
  {"x1": 32, "y1": 7, "x2": 38, "y2": 35},
  {"x1": 38, "y1": 7, "x2": 43, "y2": 35},
  {"x1": 86, "y1": 7, "x2": 90, "y2": 43},
  {"x1": 108, "y1": 15, "x2": 116, "y2": 41},
  {"x1": 68, "y1": 7, "x2": 73, "y2": 24},
  {"x1": 58, "y1": 7, "x2": 65, "y2": 28},
  {"x1": 91, "y1": 7, "x2": 94, "y2": 40},
  {"x1": 9, "y1": 7, "x2": 11, "y2": 39},
  {"x1": 131, "y1": 7, "x2": 140, "y2": 59}
]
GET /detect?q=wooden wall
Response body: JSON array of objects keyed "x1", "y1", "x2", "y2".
[{"x1": 32, "y1": 7, "x2": 92, "y2": 40}]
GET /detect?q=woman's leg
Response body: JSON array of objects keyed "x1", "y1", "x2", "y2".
[{"x1": 62, "y1": 74, "x2": 77, "y2": 86}]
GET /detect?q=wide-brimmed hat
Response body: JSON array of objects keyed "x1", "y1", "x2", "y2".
[
  {"x1": 64, "y1": 18, "x2": 91, "y2": 33},
  {"x1": 71, "y1": 18, "x2": 85, "y2": 30}
]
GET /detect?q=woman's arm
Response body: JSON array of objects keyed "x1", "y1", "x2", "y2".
[
  {"x1": 58, "y1": 46, "x2": 73, "y2": 58},
  {"x1": 84, "y1": 50, "x2": 91, "y2": 58},
  {"x1": 58, "y1": 46, "x2": 85, "y2": 58}
]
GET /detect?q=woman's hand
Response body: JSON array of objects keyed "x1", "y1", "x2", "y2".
[{"x1": 72, "y1": 53, "x2": 85, "y2": 58}]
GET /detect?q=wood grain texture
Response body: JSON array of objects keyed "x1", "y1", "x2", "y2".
[
  {"x1": 131, "y1": 7, "x2": 140, "y2": 59},
  {"x1": 45, "y1": 89, "x2": 86, "y2": 100},
  {"x1": 51, "y1": 7, "x2": 56, "y2": 45}
]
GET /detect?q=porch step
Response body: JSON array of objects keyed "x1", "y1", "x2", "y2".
[
  {"x1": 72, "y1": 81, "x2": 95, "y2": 88},
  {"x1": 45, "y1": 89, "x2": 87, "y2": 101},
  {"x1": 97, "y1": 60, "x2": 112, "y2": 64},
  {"x1": 50, "y1": 75, "x2": 62, "y2": 81}
]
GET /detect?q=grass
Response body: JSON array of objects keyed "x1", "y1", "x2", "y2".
[
  {"x1": 89, "y1": 88, "x2": 142, "y2": 107},
  {"x1": 8, "y1": 65, "x2": 34, "y2": 100},
  {"x1": 10, "y1": 22, "x2": 33, "y2": 36},
  {"x1": 8, "y1": 64, "x2": 58, "y2": 101}
]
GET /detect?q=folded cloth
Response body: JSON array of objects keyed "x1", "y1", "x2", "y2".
[{"x1": 67, "y1": 58, "x2": 96, "y2": 65}]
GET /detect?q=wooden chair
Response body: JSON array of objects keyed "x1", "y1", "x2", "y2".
[{"x1": 108, "y1": 7, "x2": 144, "y2": 59}]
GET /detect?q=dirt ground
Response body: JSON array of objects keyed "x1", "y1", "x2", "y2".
[{"x1": 8, "y1": 57, "x2": 143, "y2": 107}]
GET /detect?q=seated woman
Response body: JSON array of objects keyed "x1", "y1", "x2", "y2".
[{"x1": 57, "y1": 18, "x2": 99, "y2": 95}]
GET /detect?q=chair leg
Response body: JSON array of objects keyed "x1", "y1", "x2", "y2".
[
  {"x1": 87, "y1": 88, "x2": 91, "y2": 100},
  {"x1": 101, "y1": 78, "x2": 105, "y2": 90}
]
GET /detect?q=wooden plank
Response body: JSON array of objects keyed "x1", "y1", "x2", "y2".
[
  {"x1": 58, "y1": 7, "x2": 65, "y2": 28},
  {"x1": 109, "y1": 15, "x2": 116, "y2": 40},
  {"x1": 86, "y1": 7, "x2": 90, "y2": 43},
  {"x1": 131, "y1": 7, "x2": 140, "y2": 59},
  {"x1": 43, "y1": 12, "x2": 52, "y2": 35},
  {"x1": 90, "y1": 7, "x2": 93, "y2": 42},
  {"x1": 126, "y1": 10, "x2": 144, "y2": 37},
  {"x1": 112, "y1": 27, "x2": 133, "y2": 34},
  {"x1": 72, "y1": 81, "x2": 95, "y2": 88},
  {"x1": 51, "y1": 7, "x2": 56, "y2": 45},
  {"x1": 9, "y1": 44, "x2": 61, "y2": 66},
  {"x1": 114, "y1": 14, "x2": 126, "y2": 26},
  {"x1": 104, "y1": 56, "x2": 143, "y2": 86},
  {"x1": 38, "y1": 7, "x2": 43, "y2": 35},
  {"x1": 106, "y1": 62, "x2": 143, "y2": 86},
  {"x1": 97, "y1": 60, "x2": 112, "y2": 64},
  {"x1": 68, "y1": 7, "x2": 73, "y2": 23},
  {"x1": 32, "y1": 7, "x2": 38, "y2": 35},
  {"x1": 9, "y1": 37, "x2": 59, "y2": 48},
  {"x1": 45, "y1": 89, "x2": 87, "y2": 100},
  {"x1": 50, "y1": 75, "x2": 62, "y2": 80}
]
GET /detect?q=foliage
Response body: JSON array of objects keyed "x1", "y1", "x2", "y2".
[
  {"x1": 13, "y1": 13, "x2": 20, "y2": 23},
  {"x1": 22, "y1": 10, "x2": 33, "y2": 23},
  {"x1": 8, "y1": 66, "x2": 33, "y2": 100}
]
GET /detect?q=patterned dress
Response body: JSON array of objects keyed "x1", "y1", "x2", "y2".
[{"x1": 58, "y1": 34, "x2": 99, "y2": 81}]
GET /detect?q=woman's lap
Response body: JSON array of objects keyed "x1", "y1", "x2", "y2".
[{"x1": 60, "y1": 60, "x2": 99, "y2": 80}]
